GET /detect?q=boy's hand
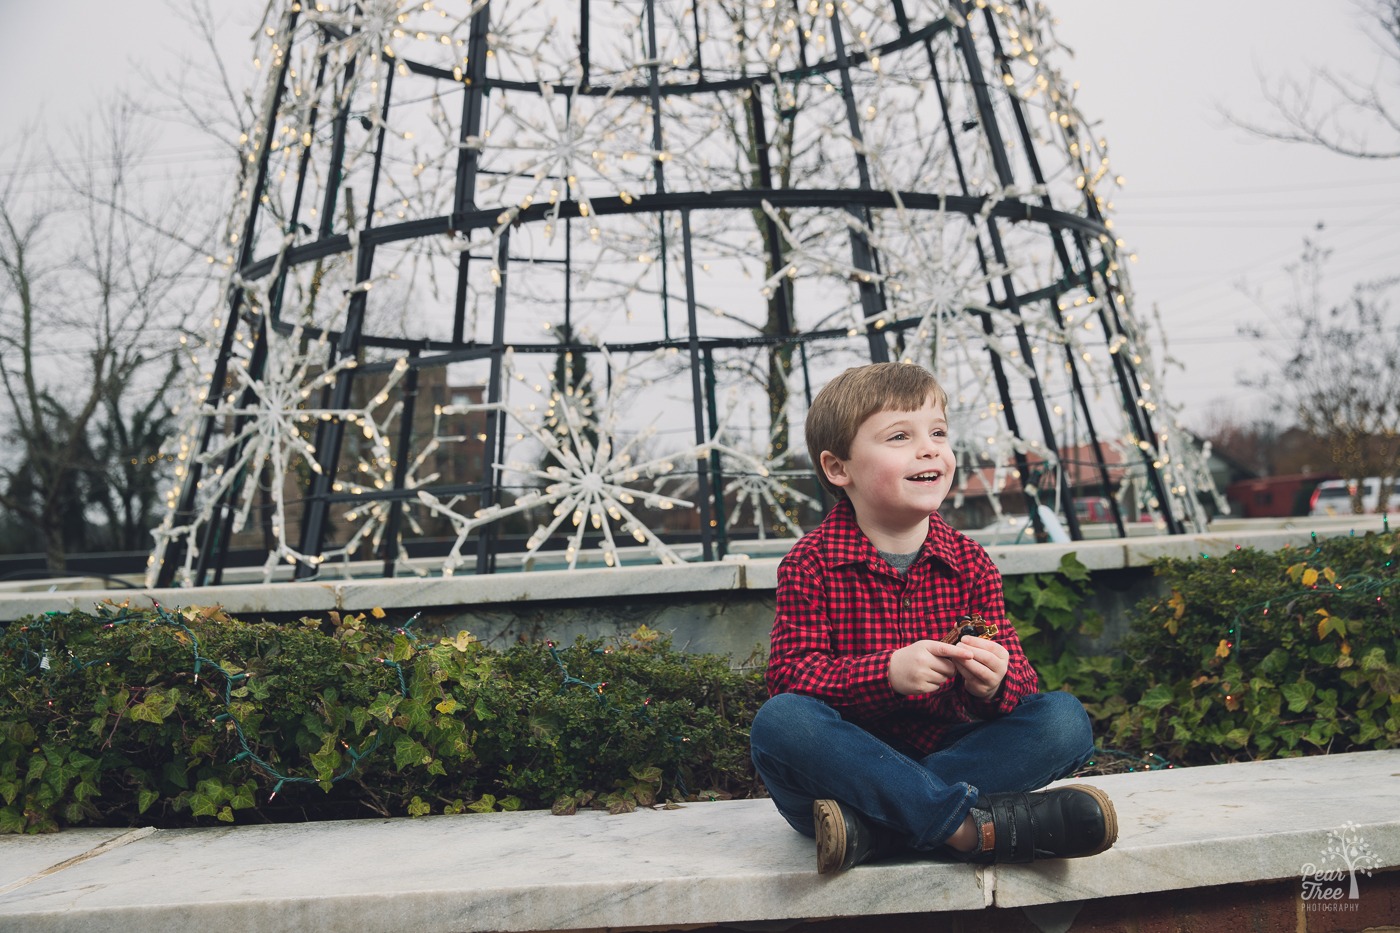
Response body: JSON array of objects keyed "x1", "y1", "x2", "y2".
[
  {"x1": 951, "y1": 634, "x2": 1010, "y2": 700},
  {"x1": 888, "y1": 640, "x2": 972, "y2": 695}
]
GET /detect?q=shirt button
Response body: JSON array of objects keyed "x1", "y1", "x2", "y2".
[{"x1": 902, "y1": 597, "x2": 912, "y2": 608}]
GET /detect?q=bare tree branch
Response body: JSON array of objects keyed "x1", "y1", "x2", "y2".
[{"x1": 1225, "y1": 0, "x2": 1400, "y2": 159}]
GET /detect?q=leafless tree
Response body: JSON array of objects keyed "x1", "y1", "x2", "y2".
[
  {"x1": 1228, "y1": 0, "x2": 1400, "y2": 159},
  {"x1": 1240, "y1": 240, "x2": 1400, "y2": 511},
  {"x1": 0, "y1": 104, "x2": 217, "y2": 570}
]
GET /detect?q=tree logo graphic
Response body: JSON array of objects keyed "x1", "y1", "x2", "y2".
[{"x1": 1301, "y1": 822, "x2": 1379, "y2": 910}]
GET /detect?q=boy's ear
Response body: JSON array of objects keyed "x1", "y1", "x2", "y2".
[{"x1": 819, "y1": 450, "x2": 852, "y2": 489}]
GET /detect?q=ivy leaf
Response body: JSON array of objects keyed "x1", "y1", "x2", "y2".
[
  {"x1": 1302, "y1": 568, "x2": 1319, "y2": 587},
  {"x1": 0, "y1": 806, "x2": 27, "y2": 834},
  {"x1": 72, "y1": 778, "x2": 100, "y2": 803},
  {"x1": 129, "y1": 689, "x2": 178, "y2": 725},
  {"x1": 435, "y1": 698, "x2": 459, "y2": 715},
  {"x1": 368, "y1": 693, "x2": 401, "y2": 724},
  {"x1": 604, "y1": 792, "x2": 637, "y2": 815},
  {"x1": 1222, "y1": 728, "x2": 1251, "y2": 749},
  {"x1": 1316, "y1": 612, "x2": 1348, "y2": 641},
  {"x1": 1057, "y1": 553, "x2": 1091, "y2": 583},
  {"x1": 137, "y1": 789, "x2": 160, "y2": 814},
  {"x1": 231, "y1": 783, "x2": 256, "y2": 811},
  {"x1": 628, "y1": 765, "x2": 662, "y2": 784},
  {"x1": 392, "y1": 737, "x2": 431, "y2": 771},
  {"x1": 1281, "y1": 681, "x2": 1315, "y2": 713},
  {"x1": 1139, "y1": 684, "x2": 1175, "y2": 710},
  {"x1": 310, "y1": 746, "x2": 342, "y2": 782},
  {"x1": 442, "y1": 631, "x2": 476, "y2": 652}
]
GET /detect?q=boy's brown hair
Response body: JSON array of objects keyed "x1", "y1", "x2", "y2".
[{"x1": 806, "y1": 362, "x2": 949, "y2": 498}]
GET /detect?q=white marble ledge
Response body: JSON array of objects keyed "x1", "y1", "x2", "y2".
[
  {"x1": 0, "y1": 750, "x2": 1396, "y2": 933},
  {"x1": 0, "y1": 516, "x2": 1380, "y2": 623},
  {"x1": 0, "y1": 561, "x2": 747, "y2": 623},
  {"x1": 0, "y1": 797, "x2": 988, "y2": 933}
]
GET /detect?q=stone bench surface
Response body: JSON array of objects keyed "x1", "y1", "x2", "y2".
[{"x1": 0, "y1": 750, "x2": 1397, "y2": 933}]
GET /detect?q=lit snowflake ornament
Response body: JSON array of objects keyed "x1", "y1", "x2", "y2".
[
  {"x1": 149, "y1": 326, "x2": 409, "y2": 585},
  {"x1": 418, "y1": 364, "x2": 699, "y2": 573}
]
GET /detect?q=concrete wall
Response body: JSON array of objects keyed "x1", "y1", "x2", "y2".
[{"x1": 0, "y1": 516, "x2": 1376, "y2": 665}]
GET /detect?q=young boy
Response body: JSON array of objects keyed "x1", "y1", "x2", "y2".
[{"x1": 750, "y1": 362, "x2": 1116, "y2": 873}]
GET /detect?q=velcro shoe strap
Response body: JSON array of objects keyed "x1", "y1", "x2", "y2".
[{"x1": 989, "y1": 792, "x2": 1036, "y2": 863}]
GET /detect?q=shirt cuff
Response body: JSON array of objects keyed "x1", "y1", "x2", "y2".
[
  {"x1": 962, "y1": 681, "x2": 1018, "y2": 718},
  {"x1": 851, "y1": 649, "x2": 901, "y2": 704}
]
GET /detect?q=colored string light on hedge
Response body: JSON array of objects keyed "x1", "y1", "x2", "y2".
[
  {"x1": 15, "y1": 602, "x2": 416, "y2": 805},
  {"x1": 1081, "y1": 746, "x2": 1171, "y2": 773},
  {"x1": 1203, "y1": 530, "x2": 1397, "y2": 697}
]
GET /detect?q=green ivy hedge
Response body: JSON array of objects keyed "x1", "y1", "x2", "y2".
[
  {"x1": 0, "y1": 607, "x2": 764, "y2": 833},
  {"x1": 1109, "y1": 531, "x2": 1400, "y2": 762},
  {"x1": 1004, "y1": 533, "x2": 1400, "y2": 765},
  {"x1": 3, "y1": 530, "x2": 1396, "y2": 833}
]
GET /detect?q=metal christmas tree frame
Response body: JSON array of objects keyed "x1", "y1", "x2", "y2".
[{"x1": 151, "y1": 0, "x2": 1219, "y2": 587}]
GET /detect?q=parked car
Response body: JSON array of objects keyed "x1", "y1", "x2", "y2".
[
  {"x1": 1073, "y1": 496, "x2": 1116, "y2": 524},
  {"x1": 1308, "y1": 477, "x2": 1400, "y2": 516}
]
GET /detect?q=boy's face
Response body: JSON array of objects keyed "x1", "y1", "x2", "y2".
[{"x1": 820, "y1": 397, "x2": 955, "y2": 534}]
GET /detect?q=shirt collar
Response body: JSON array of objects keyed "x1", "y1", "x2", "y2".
[{"x1": 820, "y1": 498, "x2": 960, "y2": 572}]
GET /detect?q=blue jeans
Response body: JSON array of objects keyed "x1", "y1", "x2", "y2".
[{"x1": 749, "y1": 691, "x2": 1093, "y2": 851}]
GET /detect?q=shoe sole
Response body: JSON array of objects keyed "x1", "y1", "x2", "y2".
[
  {"x1": 1060, "y1": 783, "x2": 1118, "y2": 857},
  {"x1": 813, "y1": 799, "x2": 848, "y2": 874}
]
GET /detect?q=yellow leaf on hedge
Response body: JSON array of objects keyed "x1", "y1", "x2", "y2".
[
  {"x1": 436, "y1": 698, "x2": 459, "y2": 714},
  {"x1": 1168, "y1": 590, "x2": 1186, "y2": 620},
  {"x1": 441, "y1": 630, "x2": 476, "y2": 652},
  {"x1": 371, "y1": 606, "x2": 386, "y2": 619},
  {"x1": 1302, "y1": 568, "x2": 1319, "y2": 587},
  {"x1": 1323, "y1": 567, "x2": 1337, "y2": 585},
  {"x1": 1215, "y1": 639, "x2": 1231, "y2": 658}
]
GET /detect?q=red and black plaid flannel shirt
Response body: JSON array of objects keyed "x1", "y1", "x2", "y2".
[{"x1": 766, "y1": 498, "x2": 1039, "y2": 756}]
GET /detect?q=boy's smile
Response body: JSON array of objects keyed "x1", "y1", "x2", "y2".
[{"x1": 819, "y1": 397, "x2": 955, "y2": 552}]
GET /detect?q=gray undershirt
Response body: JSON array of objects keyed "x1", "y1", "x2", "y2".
[{"x1": 877, "y1": 548, "x2": 920, "y2": 575}]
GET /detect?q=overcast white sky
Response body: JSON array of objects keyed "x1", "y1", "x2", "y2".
[
  {"x1": 2, "y1": 1, "x2": 1396, "y2": 432},
  {"x1": 1050, "y1": 1, "x2": 1400, "y2": 430}
]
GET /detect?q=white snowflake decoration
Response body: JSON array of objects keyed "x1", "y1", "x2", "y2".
[
  {"x1": 149, "y1": 327, "x2": 409, "y2": 585},
  {"x1": 418, "y1": 359, "x2": 700, "y2": 573}
]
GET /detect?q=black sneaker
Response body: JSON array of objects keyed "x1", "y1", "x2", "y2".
[
  {"x1": 973, "y1": 784, "x2": 1118, "y2": 863},
  {"x1": 813, "y1": 799, "x2": 880, "y2": 874}
]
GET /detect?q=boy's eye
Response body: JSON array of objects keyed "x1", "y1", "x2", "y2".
[{"x1": 888, "y1": 431, "x2": 909, "y2": 441}]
